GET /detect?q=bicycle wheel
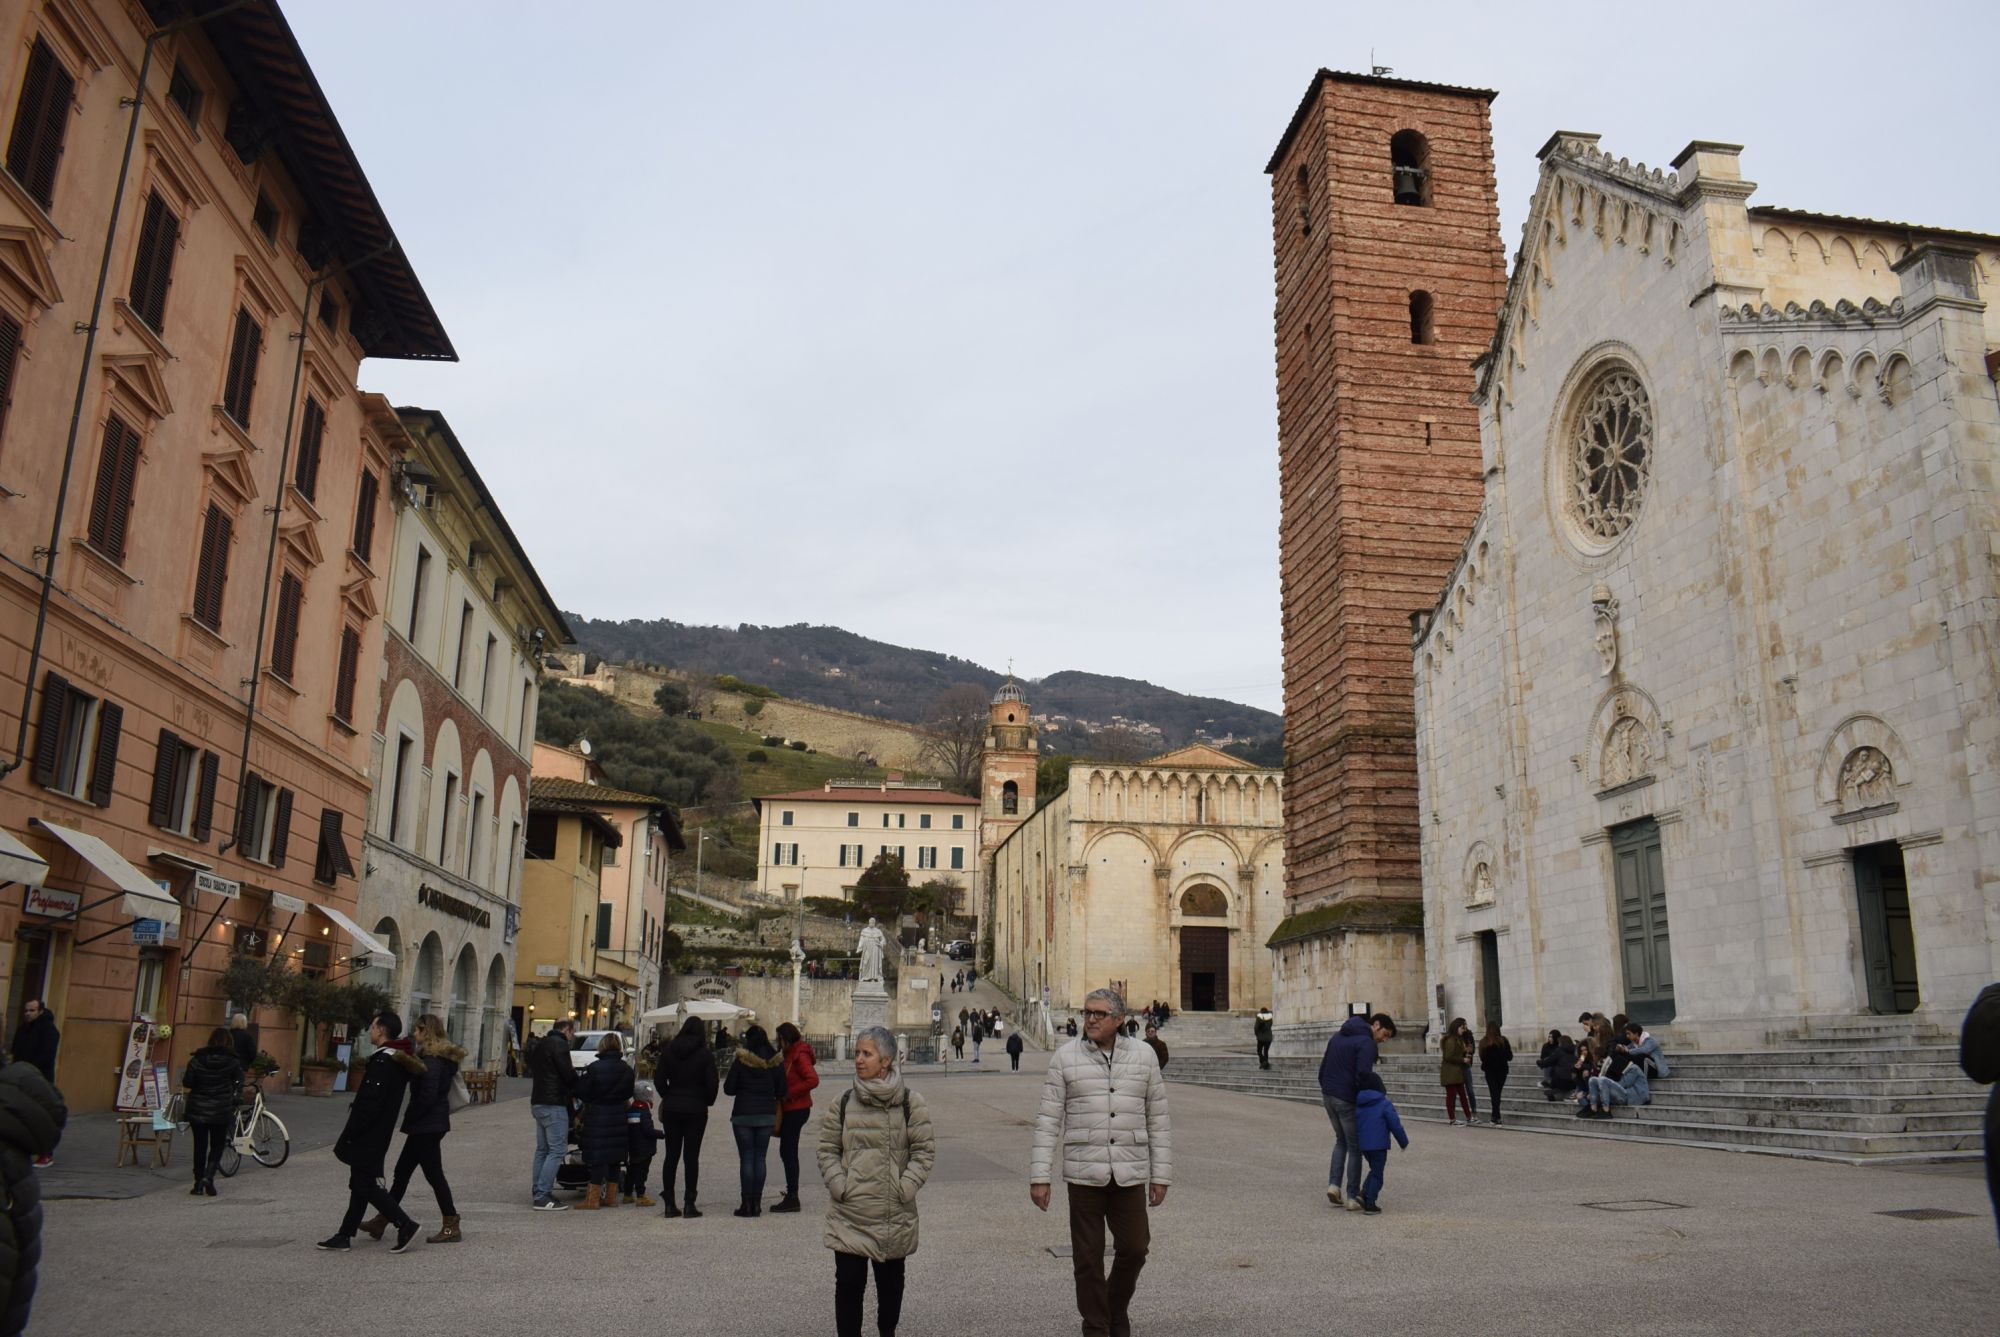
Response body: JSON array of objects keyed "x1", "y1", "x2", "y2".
[
  {"x1": 249, "y1": 1110, "x2": 289, "y2": 1168},
  {"x1": 217, "y1": 1138, "x2": 242, "y2": 1178}
]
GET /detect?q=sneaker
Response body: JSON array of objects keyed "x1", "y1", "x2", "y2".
[
  {"x1": 533, "y1": 1198, "x2": 569, "y2": 1212},
  {"x1": 32, "y1": 1154, "x2": 52, "y2": 1168},
  {"x1": 1344, "y1": 1198, "x2": 1363, "y2": 1213},
  {"x1": 314, "y1": 1235, "x2": 352, "y2": 1252},
  {"x1": 1362, "y1": 1203, "x2": 1382, "y2": 1216},
  {"x1": 390, "y1": 1220, "x2": 421, "y2": 1254},
  {"x1": 1326, "y1": 1185, "x2": 1343, "y2": 1206}
]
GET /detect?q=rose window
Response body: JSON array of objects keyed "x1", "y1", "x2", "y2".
[{"x1": 1569, "y1": 368, "x2": 1653, "y2": 542}]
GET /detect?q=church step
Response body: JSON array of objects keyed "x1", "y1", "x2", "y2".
[{"x1": 1169, "y1": 1068, "x2": 1980, "y2": 1102}]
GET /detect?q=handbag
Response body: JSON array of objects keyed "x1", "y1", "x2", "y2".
[
  {"x1": 447, "y1": 1072, "x2": 472, "y2": 1112},
  {"x1": 161, "y1": 1092, "x2": 186, "y2": 1126}
]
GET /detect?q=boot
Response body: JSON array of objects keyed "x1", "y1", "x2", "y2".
[
  {"x1": 607, "y1": 1187, "x2": 624, "y2": 1207},
  {"x1": 732, "y1": 1194, "x2": 757, "y2": 1218},
  {"x1": 575, "y1": 1184, "x2": 603, "y2": 1211},
  {"x1": 358, "y1": 1212, "x2": 390, "y2": 1240},
  {"x1": 769, "y1": 1192, "x2": 801, "y2": 1213},
  {"x1": 633, "y1": 1191, "x2": 656, "y2": 1207},
  {"x1": 427, "y1": 1215, "x2": 462, "y2": 1244},
  {"x1": 680, "y1": 1192, "x2": 700, "y2": 1219}
]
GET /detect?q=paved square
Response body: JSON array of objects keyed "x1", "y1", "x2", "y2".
[{"x1": 36, "y1": 1056, "x2": 1997, "y2": 1336}]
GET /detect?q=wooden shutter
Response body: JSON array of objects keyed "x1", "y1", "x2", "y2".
[
  {"x1": 0, "y1": 311, "x2": 20, "y2": 443},
  {"x1": 192, "y1": 750, "x2": 219, "y2": 840},
  {"x1": 351, "y1": 468, "x2": 378, "y2": 563},
  {"x1": 317, "y1": 808, "x2": 354, "y2": 881},
  {"x1": 234, "y1": 771, "x2": 262, "y2": 850},
  {"x1": 5, "y1": 38, "x2": 74, "y2": 211},
  {"x1": 127, "y1": 191, "x2": 178, "y2": 333},
  {"x1": 29, "y1": 670, "x2": 70, "y2": 788},
  {"x1": 87, "y1": 701, "x2": 123, "y2": 807},
  {"x1": 193, "y1": 503, "x2": 232, "y2": 629},
  {"x1": 292, "y1": 396, "x2": 324, "y2": 502},
  {"x1": 148, "y1": 729, "x2": 182, "y2": 828},
  {"x1": 271, "y1": 571, "x2": 303, "y2": 680},
  {"x1": 333, "y1": 625, "x2": 360, "y2": 722},
  {"x1": 268, "y1": 787, "x2": 293, "y2": 867},
  {"x1": 87, "y1": 416, "x2": 139, "y2": 563},
  {"x1": 221, "y1": 307, "x2": 261, "y2": 425}
]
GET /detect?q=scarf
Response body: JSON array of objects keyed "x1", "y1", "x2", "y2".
[{"x1": 852, "y1": 1067, "x2": 905, "y2": 1108}]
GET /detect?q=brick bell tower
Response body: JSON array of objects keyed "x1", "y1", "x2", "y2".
[
  {"x1": 1266, "y1": 71, "x2": 1507, "y2": 1015},
  {"x1": 978, "y1": 675, "x2": 1038, "y2": 862}
]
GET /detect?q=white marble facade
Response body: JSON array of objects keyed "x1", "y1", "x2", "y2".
[{"x1": 1414, "y1": 135, "x2": 2000, "y2": 1048}]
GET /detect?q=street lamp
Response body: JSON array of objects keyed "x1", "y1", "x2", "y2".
[
  {"x1": 694, "y1": 828, "x2": 714, "y2": 891},
  {"x1": 789, "y1": 937, "x2": 806, "y2": 1026}
]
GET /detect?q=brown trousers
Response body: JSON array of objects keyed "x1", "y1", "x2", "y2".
[{"x1": 1066, "y1": 1181, "x2": 1150, "y2": 1337}]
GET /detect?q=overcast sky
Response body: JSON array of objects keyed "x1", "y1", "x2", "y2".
[{"x1": 288, "y1": 2, "x2": 1998, "y2": 716}]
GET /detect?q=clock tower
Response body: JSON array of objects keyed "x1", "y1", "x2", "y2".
[{"x1": 978, "y1": 676, "x2": 1038, "y2": 862}]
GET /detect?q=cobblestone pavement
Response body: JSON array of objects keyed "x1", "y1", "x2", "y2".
[{"x1": 34, "y1": 1054, "x2": 1997, "y2": 1336}]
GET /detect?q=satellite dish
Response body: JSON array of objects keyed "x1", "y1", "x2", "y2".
[{"x1": 577, "y1": 738, "x2": 593, "y2": 756}]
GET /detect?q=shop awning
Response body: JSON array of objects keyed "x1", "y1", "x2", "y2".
[
  {"x1": 30, "y1": 819, "x2": 181, "y2": 928},
  {"x1": 313, "y1": 901, "x2": 396, "y2": 967},
  {"x1": 0, "y1": 826, "x2": 49, "y2": 890}
]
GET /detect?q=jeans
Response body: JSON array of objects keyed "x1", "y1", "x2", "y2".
[
  {"x1": 190, "y1": 1121, "x2": 227, "y2": 1181},
  {"x1": 778, "y1": 1106, "x2": 810, "y2": 1196},
  {"x1": 834, "y1": 1250, "x2": 906, "y2": 1337},
  {"x1": 1066, "y1": 1181, "x2": 1150, "y2": 1337},
  {"x1": 1587, "y1": 1074, "x2": 1638, "y2": 1108},
  {"x1": 661, "y1": 1110, "x2": 707, "y2": 1200},
  {"x1": 531, "y1": 1104, "x2": 569, "y2": 1201},
  {"x1": 733, "y1": 1121, "x2": 773, "y2": 1205},
  {"x1": 1324, "y1": 1095, "x2": 1360, "y2": 1197},
  {"x1": 338, "y1": 1151, "x2": 411, "y2": 1237},
  {"x1": 1360, "y1": 1149, "x2": 1388, "y2": 1207},
  {"x1": 388, "y1": 1130, "x2": 457, "y2": 1217}
]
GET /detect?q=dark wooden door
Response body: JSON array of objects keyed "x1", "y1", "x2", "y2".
[
  {"x1": 1478, "y1": 930, "x2": 1502, "y2": 1027},
  {"x1": 1612, "y1": 819, "x2": 1674, "y2": 1024},
  {"x1": 1180, "y1": 926, "x2": 1229, "y2": 1012},
  {"x1": 1855, "y1": 843, "x2": 1919, "y2": 1014}
]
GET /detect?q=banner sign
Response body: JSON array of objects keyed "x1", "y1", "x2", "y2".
[
  {"x1": 114, "y1": 1020, "x2": 155, "y2": 1110},
  {"x1": 194, "y1": 870, "x2": 241, "y2": 900},
  {"x1": 24, "y1": 886, "x2": 81, "y2": 918},
  {"x1": 690, "y1": 975, "x2": 733, "y2": 999},
  {"x1": 269, "y1": 891, "x2": 307, "y2": 914},
  {"x1": 131, "y1": 919, "x2": 164, "y2": 946}
]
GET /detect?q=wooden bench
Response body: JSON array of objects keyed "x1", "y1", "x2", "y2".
[
  {"x1": 115, "y1": 1115, "x2": 173, "y2": 1168},
  {"x1": 463, "y1": 1070, "x2": 500, "y2": 1105}
]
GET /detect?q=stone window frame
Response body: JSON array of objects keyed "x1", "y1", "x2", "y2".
[{"x1": 1547, "y1": 346, "x2": 1658, "y2": 559}]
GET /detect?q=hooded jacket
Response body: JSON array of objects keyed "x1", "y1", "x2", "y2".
[
  {"x1": 1318, "y1": 1016, "x2": 1380, "y2": 1102},
  {"x1": 179, "y1": 1045, "x2": 244, "y2": 1126},
  {"x1": 1029, "y1": 1034, "x2": 1171, "y2": 1188},
  {"x1": 401, "y1": 1036, "x2": 467, "y2": 1136},
  {"x1": 780, "y1": 1040, "x2": 820, "y2": 1114},
  {"x1": 1439, "y1": 1033, "x2": 1470, "y2": 1087},
  {"x1": 1355, "y1": 1088, "x2": 1410, "y2": 1154},
  {"x1": 527, "y1": 1029, "x2": 577, "y2": 1107},
  {"x1": 724, "y1": 1046, "x2": 787, "y2": 1125},
  {"x1": 335, "y1": 1039, "x2": 424, "y2": 1164},
  {"x1": 0, "y1": 1062, "x2": 66, "y2": 1337},
  {"x1": 818, "y1": 1072, "x2": 935, "y2": 1262},
  {"x1": 575, "y1": 1053, "x2": 637, "y2": 1165},
  {"x1": 654, "y1": 1029, "x2": 720, "y2": 1116},
  {"x1": 7, "y1": 1016, "x2": 56, "y2": 1085}
]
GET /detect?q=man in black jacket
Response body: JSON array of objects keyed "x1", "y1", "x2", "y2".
[
  {"x1": 10, "y1": 1002, "x2": 58, "y2": 1168},
  {"x1": 317, "y1": 1012, "x2": 425, "y2": 1253},
  {"x1": 527, "y1": 1019, "x2": 576, "y2": 1211}
]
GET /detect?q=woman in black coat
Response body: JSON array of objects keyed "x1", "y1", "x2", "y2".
[
  {"x1": 363, "y1": 1014, "x2": 465, "y2": 1243},
  {"x1": 722, "y1": 1024, "x2": 786, "y2": 1218},
  {"x1": 654, "y1": 1017, "x2": 719, "y2": 1218},
  {"x1": 574, "y1": 1033, "x2": 635, "y2": 1210},
  {"x1": 178, "y1": 1027, "x2": 243, "y2": 1197},
  {"x1": 1477, "y1": 1022, "x2": 1514, "y2": 1126}
]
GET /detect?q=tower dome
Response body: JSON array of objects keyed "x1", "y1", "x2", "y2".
[{"x1": 992, "y1": 675, "x2": 1026, "y2": 706}]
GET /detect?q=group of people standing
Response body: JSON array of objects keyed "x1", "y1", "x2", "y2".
[
  {"x1": 948, "y1": 1008, "x2": 1006, "y2": 1064},
  {"x1": 1435, "y1": 1017, "x2": 1514, "y2": 1126}
]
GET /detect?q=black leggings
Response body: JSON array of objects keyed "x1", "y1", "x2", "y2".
[
  {"x1": 835, "y1": 1251, "x2": 906, "y2": 1337},
  {"x1": 388, "y1": 1131, "x2": 457, "y2": 1217},
  {"x1": 1485, "y1": 1072, "x2": 1506, "y2": 1119},
  {"x1": 190, "y1": 1122, "x2": 228, "y2": 1179},
  {"x1": 778, "y1": 1106, "x2": 810, "y2": 1196},
  {"x1": 660, "y1": 1110, "x2": 707, "y2": 1198}
]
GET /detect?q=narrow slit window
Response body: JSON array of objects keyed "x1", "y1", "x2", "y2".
[
  {"x1": 1296, "y1": 163, "x2": 1311, "y2": 236},
  {"x1": 1409, "y1": 290, "x2": 1435, "y2": 345}
]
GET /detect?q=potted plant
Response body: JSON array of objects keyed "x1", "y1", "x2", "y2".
[
  {"x1": 250, "y1": 1050, "x2": 285, "y2": 1097},
  {"x1": 298, "y1": 1055, "x2": 341, "y2": 1097}
]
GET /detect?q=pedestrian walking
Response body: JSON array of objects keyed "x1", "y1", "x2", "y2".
[
  {"x1": 971, "y1": 1018, "x2": 984, "y2": 1064},
  {"x1": 11, "y1": 1000, "x2": 57, "y2": 1168},
  {"x1": 1253, "y1": 1006, "x2": 1274, "y2": 1070},
  {"x1": 1478, "y1": 1022, "x2": 1513, "y2": 1127},
  {"x1": 950, "y1": 1027, "x2": 964, "y2": 1059},
  {"x1": 1005, "y1": 1029, "x2": 1024, "y2": 1072},
  {"x1": 820, "y1": 1025, "x2": 935, "y2": 1337},
  {"x1": 526, "y1": 1018, "x2": 576, "y2": 1211},
  {"x1": 772, "y1": 1021, "x2": 821, "y2": 1213},
  {"x1": 655, "y1": 1016, "x2": 719, "y2": 1218},
  {"x1": 1144, "y1": 1023, "x2": 1169, "y2": 1071},
  {"x1": 318, "y1": 1011, "x2": 425, "y2": 1253},
  {"x1": 1440, "y1": 1017, "x2": 1474, "y2": 1125},
  {"x1": 1353, "y1": 1087, "x2": 1410, "y2": 1214},
  {"x1": 1029, "y1": 988, "x2": 1171, "y2": 1337},
  {"x1": 361, "y1": 1014, "x2": 465, "y2": 1242},
  {"x1": 0, "y1": 1060, "x2": 64, "y2": 1335},
  {"x1": 1318, "y1": 1011, "x2": 1396, "y2": 1210},
  {"x1": 178, "y1": 1026, "x2": 243, "y2": 1197},
  {"x1": 724, "y1": 1024, "x2": 788, "y2": 1217},
  {"x1": 1958, "y1": 981, "x2": 2000, "y2": 1245},
  {"x1": 573, "y1": 1033, "x2": 636, "y2": 1209}
]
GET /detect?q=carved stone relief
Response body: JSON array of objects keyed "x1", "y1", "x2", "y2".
[
  {"x1": 1591, "y1": 582, "x2": 1619, "y2": 677},
  {"x1": 1602, "y1": 714, "x2": 1652, "y2": 788},
  {"x1": 1837, "y1": 746, "x2": 1893, "y2": 807}
]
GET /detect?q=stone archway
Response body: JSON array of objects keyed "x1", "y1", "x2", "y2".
[
  {"x1": 412, "y1": 933, "x2": 444, "y2": 1023},
  {"x1": 1178, "y1": 884, "x2": 1230, "y2": 1012},
  {"x1": 483, "y1": 954, "x2": 509, "y2": 1068},
  {"x1": 449, "y1": 943, "x2": 479, "y2": 1045}
]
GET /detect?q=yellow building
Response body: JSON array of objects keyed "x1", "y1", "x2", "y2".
[
  {"x1": 512, "y1": 777, "x2": 623, "y2": 1036},
  {"x1": 753, "y1": 781, "x2": 980, "y2": 909}
]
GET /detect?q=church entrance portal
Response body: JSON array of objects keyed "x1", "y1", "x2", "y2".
[
  {"x1": 1853, "y1": 843, "x2": 1918, "y2": 1014},
  {"x1": 1179, "y1": 926, "x2": 1229, "y2": 1012},
  {"x1": 1611, "y1": 819, "x2": 1674, "y2": 1025}
]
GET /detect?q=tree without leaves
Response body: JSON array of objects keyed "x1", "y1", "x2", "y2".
[
  {"x1": 918, "y1": 683, "x2": 989, "y2": 795},
  {"x1": 1090, "y1": 724, "x2": 1154, "y2": 764}
]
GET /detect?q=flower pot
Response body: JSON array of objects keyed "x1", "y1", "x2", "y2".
[
  {"x1": 300, "y1": 1064, "x2": 337, "y2": 1097},
  {"x1": 259, "y1": 1070, "x2": 288, "y2": 1098}
]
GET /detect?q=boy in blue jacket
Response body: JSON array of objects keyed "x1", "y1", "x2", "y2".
[{"x1": 1354, "y1": 1087, "x2": 1410, "y2": 1214}]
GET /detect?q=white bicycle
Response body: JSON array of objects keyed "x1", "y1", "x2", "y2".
[{"x1": 216, "y1": 1086, "x2": 291, "y2": 1176}]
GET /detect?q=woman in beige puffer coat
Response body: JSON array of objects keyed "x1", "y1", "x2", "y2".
[{"x1": 818, "y1": 1026, "x2": 934, "y2": 1337}]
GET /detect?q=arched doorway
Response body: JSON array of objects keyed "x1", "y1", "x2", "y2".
[
  {"x1": 411, "y1": 933, "x2": 444, "y2": 1024},
  {"x1": 449, "y1": 944, "x2": 479, "y2": 1045},
  {"x1": 483, "y1": 954, "x2": 509, "y2": 1068},
  {"x1": 364, "y1": 917, "x2": 401, "y2": 1000},
  {"x1": 1178, "y1": 885, "x2": 1230, "y2": 1012}
]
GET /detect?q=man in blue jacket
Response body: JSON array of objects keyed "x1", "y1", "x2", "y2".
[{"x1": 1318, "y1": 1012, "x2": 1396, "y2": 1212}]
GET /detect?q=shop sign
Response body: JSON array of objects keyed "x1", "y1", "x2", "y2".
[
  {"x1": 269, "y1": 891, "x2": 307, "y2": 915},
  {"x1": 114, "y1": 1020, "x2": 156, "y2": 1110},
  {"x1": 690, "y1": 975, "x2": 733, "y2": 999},
  {"x1": 233, "y1": 924, "x2": 268, "y2": 957},
  {"x1": 535, "y1": 964, "x2": 559, "y2": 977},
  {"x1": 24, "y1": 886, "x2": 80, "y2": 918},
  {"x1": 131, "y1": 919, "x2": 165, "y2": 946},
  {"x1": 194, "y1": 870, "x2": 240, "y2": 900},
  {"x1": 504, "y1": 903, "x2": 519, "y2": 945},
  {"x1": 419, "y1": 882, "x2": 492, "y2": 928}
]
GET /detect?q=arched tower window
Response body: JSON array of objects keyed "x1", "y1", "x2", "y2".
[
  {"x1": 1390, "y1": 130, "x2": 1430, "y2": 206},
  {"x1": 1296, "y1": 163, "x2": 1311, "y2": 236},
  {"x1": 1002, "y1": 780, "x2": 1018, "y2": 815},
  {"x1": 1409, "y1": 290, "x2": 1435, "y2": 344}
]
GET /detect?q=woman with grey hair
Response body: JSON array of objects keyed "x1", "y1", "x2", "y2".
[{"x1": 819, "y1": 1026, "x2": 935, "y2": 1337}]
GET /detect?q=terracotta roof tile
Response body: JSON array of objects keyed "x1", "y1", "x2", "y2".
[
  {"x1": 755, "y1": 786, "x2": 980, "y2": 805},
  {"x1": 529, "y1": 776, "x2": 665, "y2": 808}
]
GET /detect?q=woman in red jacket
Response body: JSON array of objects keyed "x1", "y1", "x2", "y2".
[{"x1": 771, "y1": 1021, "x2": 820, "y2": 1212}]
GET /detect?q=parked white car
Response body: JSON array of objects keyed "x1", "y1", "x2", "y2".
[{"x1": 568, "y1": 1029, "x2": 634, "y2": 1072}]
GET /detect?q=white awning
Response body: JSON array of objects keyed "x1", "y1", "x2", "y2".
[
  {"x1": 313, "y1": 901, "x2": 396, "y2": 967},
  {"x1": 29, "y1": 819, "x2": 181, "y2": 928},
  {"x1": 0, "y1": 826, "x2": 49, "y2": 890}
]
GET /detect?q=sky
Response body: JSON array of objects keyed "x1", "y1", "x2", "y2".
[{"x1": 286, "y1": 1, "x2": 2000, "y2": 717}]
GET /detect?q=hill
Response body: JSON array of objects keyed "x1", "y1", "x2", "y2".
[{"x1": 565, "y1": 616, "x2": 1280, "y2": 754}]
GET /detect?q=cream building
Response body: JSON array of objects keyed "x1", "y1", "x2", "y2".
[
  {"x1": 1413, "y1": 134, "x2": 2000, "y2": 1047},
  {"x1": 988, "y1": 736, "x2": 1286, "y2": 1020},
  {"x1": 753, "y1": 780, "x2": 979, "y2": 908}
]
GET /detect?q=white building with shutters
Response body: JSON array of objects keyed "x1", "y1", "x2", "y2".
[{"x1": 356, "y1": 405, "x2": 569, "y2": 1067}]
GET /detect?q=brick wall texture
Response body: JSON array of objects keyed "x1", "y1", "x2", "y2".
[{"x1": 1270, "y1": 74, "x2": 1507, "y2": 911}]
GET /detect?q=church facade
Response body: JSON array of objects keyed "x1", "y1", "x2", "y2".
[{"x1": 1413, "y1": 134, "x2": 2000, "y2": 1046}]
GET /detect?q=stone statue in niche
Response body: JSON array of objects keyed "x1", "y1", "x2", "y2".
[
  {"x1": 1592, "y1": 582, "x2": 1619, "y2": 678},
  {"x1": 1602, "y1": 715, "x2": 1652, "y2": 788},
  {"x1": 1471, "y1": 862, "x2": 1495, "y2": 903},
  {"x1": 1838, "y1": 747, "x2": 1894, "y2": 807}
]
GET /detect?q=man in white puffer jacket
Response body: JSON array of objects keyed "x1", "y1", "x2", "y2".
[{"x1": 1030, "y1": 988, "x2": 1171, "y2": 1337}]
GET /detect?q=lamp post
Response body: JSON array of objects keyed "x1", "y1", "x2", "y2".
[
  {"x1": 789, "y1": 936, "x2": 806, "y2": 1026},
  {"x1": 694, "y1": 828, "x2": 713, "y2": 894}
]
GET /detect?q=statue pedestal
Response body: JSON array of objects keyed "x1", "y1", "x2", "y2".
[{"x1": 850, "y1": 982, "x2": 891, "y2": 1038}]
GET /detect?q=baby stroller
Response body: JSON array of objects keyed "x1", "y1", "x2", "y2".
[{"x1": 554, "y1": 1079, "x2": 655, "y2": 1193}]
